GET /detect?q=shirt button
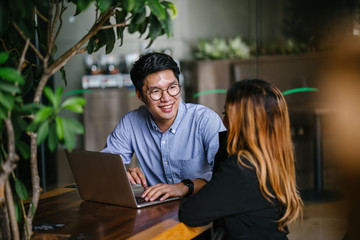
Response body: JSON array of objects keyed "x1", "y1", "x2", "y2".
[
  {"x1": 168, "y1": 179, "x2": 172, "y2": 182},
  {"x1": 162, "y1": 140, "x2": 165, "y2": 145},
  {"x1": 171, "y1": 129, "x2": 176, "y2": 133},
  {"x1": 164, "y1": 161, "x2": 168, "y2": 165}
]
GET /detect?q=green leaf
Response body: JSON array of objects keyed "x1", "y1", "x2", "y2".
[
  {"x1": 61, "y1": 97, "x2": 86, "y2": 113},
  {"x1": 52, "y1": 44, "x2": 58, "y2": 57},
  {"x1": 48, "y1": 122, "x2": 58, "y2": 152},
  {"x1": 0, "y1": 52, "x2": 9, "y2": 64},
  {"x1": 0, "y1": 91, "x2": 14, "y2": 110},
  {"x1": 62, "y1": 97, "x2": 86, "y2": 107},
  {"x1": 60, "y1": 67, "x2": 67, "y2": 86},
  {"x1": 14, "y1": 201, "x2": 21, "y2": 222},
  {"x1": 12, "y1": 116, "x2": 27, "y2": 140},
  {"x1": 0, "y1": 67, "x2": 24, "y2": 84},
  {"x1": 105, "y1": 28, "x2": 116, "y2": 54},
  {"x1": 64, "y1": 89, "x2": 93, "y2": 96},
  {"x1": 146, "y1": 14, "x2": 162, "y2": 44},
  {"x1": 30, "y1": 201, "x2": 36, "y2": 217},
  {"x1": 147, "y1": 0, "x2": 166, "y2": 20},
  {"x1": 0, "y1": 105, "x2": 7, "y2": 120},
  {"x1": 162, "y1": 1, "x2": 178, "y2": 19},
  {"x1": 62, "y1": 117, "x2": 85, "y2": 151},
  {"x1": 55, "y1": 116, "x2": 64, "y2": 140},
  {"x1": 21, "y1": 65, "x2": 34, "y2": 96},
  {"x1": 115, "y1": 10, "x2": 127, "y2": 43},
  {"x1": 63, "y1": 125, "x2": 75, "y2": 151},
  {"x1": 21, "y1": 103, "x2": 42, "y2": 115},
  {"x1": 138, "y1": 20, "x2": 148, "y2": 37},
  {"x1": 86, "y1": 37, "x2": 96, "y2": 54},
  {"x1": 128, "y1": 20, "x2": 138, "y2": 34},
  {"x1": 0, "y1": 81, "x2": 21, "y2": 94},
  {"x1": 44, "y1": 86, "x2": 56, "y2": 106},
  {"x1": 15, "y1": 179, "x2": 28, "y2": 201},
  {"x1": 77, "y1": 0, "x2": 94, "y2": 11},
  {"x1": 55, "y1": 87, "x2": 64, "y2": 108},
  {"x1": 36, "y1": 121, "x2": 49, "y2": 145},
  {"x1": 132, "y1": 7, "x2": 146, "y2": 25},
  {"x1": 98, "y1": 0, "x2": 112, "y2": 12},
  {"x1": 67, "y1": 118, "x2": 84, "y2": 135},
  {"x1": 26, "y1": 121, "x2": 40, "y2": 133},
  {"x1": 95, "y1": 20, "x2": 116, "y2": 54},
  {"x1": 117, "y1": 26, "x2": 125, "y2": 46},
  {"x1": 160, "y1": 11, "x2": 173, "y2": 37},
  {"x1": 124, "y1": 0, "x2": 136, "y2": 12},
  {"x1": 132, "y1": 0, "x2": 145, "y2": 12},
  {"x1": 14, "y1": 117, "x2": 28, "y2": 132},
  {"x1": 34, "y1": 106, "x2": 53, "y2": 123},
  {"x1": 16, "y1": 140, "x2": 30, "y2": 159}
]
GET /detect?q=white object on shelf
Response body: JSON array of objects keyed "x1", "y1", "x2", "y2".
[{"x1": 82, "y1": 74, "x2": 134, "y2": 89}]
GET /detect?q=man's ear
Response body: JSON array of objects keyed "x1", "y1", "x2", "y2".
[{"x1": 136, "y1": 90, "x2": 144, "y2": 102}]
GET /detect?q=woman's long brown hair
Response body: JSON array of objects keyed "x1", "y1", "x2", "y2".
[{"x1": 225, "y1": 79, "x2": 303, "y2": 231}]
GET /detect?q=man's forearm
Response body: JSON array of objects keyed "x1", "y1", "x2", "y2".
[{"x1": 192, "y1": 178, "x2": 208, "y2": 195}]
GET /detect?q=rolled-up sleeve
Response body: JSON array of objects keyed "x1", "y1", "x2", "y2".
[{"x1": 101, "y1": 114, "x2": 133, "y2": 164}]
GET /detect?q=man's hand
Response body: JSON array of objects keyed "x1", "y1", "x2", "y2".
[
  {"x1": 126, "y1": 167, "x2": 148, "y2": 188},
  {"x1": 142, "y1": 183, "x2": 188, "y2": 201}
]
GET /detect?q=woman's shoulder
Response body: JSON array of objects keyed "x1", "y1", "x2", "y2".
[{"x1": 217, "y1": 154, "x2": 255, "y2": 177}]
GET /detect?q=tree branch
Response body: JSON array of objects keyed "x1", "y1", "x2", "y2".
[
  {"x1": 0, "y1": 39, "x2": 21, "y2": 55},
  {"x1": 0, "y1": 195, "x2": 11, "y2": 240},
  {"x1": 100, "y1": 22, "x2": 126, "y2": 30},
  {"x1": 25, "y1": 133, "x2": 40, "y2": 238},
  {"x1": 78, "y1": 47, "x2": 87, "y2": 54},
  {"x1": 53, "y1": 1, "x2": 66, "y2": 45},
  {"x1": 17, "y1": 39, "x2": 30, "y2": 72},
  {"x1": 35, "y1": 8, "x2": 49, "y2": 23},
  {"x1": 11, "y1": 22, "x2": 44, "y2": 61},
  {"x1": 48, "y1": 0, "x2": 60, "y2": 58},
  {"x1": 47, "y1": 0, "x2": 55, "y2": 51},
  {"x1": 33, "y1": 9, "x2": 115, "y2": 103},
  {"x1": 0, "y1": 119, "x2": 18, "y2": 189},
  {"x1": 5, "y1": 180, "x2": 19, "y2": 240}
]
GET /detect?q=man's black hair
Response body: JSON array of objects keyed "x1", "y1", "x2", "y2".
[{"x1": 130, "y1": 52, "x2": 180, "y2": 94}]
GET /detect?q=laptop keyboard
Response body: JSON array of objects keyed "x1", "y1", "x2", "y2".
[{"x1": 135, "y1": 197, "x2": 148, "y2": 204}]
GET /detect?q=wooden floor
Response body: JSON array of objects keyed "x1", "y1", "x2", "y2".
[{"x1": 288, "y1": 198, "x2": 348, "y2": 240}]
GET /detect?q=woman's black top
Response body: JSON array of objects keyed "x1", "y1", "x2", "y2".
[{"x1": 178, "y1": 145, "x2": 289, "y2": 239}]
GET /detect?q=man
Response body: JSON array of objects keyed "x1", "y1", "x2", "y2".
[{"x1": 102, "y1": 52, "x2": 225, "y2": 201}]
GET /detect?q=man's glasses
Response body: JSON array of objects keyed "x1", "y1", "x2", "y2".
[{"x1": 146, "y1": 84, "x2": 181, "y2": 101}]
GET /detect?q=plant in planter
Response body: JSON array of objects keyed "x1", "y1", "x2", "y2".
[{"x1": 0, "y1": 0, "x2": 177, "y2": 239}]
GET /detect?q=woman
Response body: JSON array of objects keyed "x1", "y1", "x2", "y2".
[{"x1": 178, "y1": 79, "x2": 303, "y2": 239}]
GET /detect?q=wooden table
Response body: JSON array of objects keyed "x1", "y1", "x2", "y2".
[{"x1": 32, "y1": 187, "x2": 211, "y2": 240}]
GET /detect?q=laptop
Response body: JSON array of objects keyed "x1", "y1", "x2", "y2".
[{"x1": 65, "y1": 149, "x2": 180, "y2": 208}]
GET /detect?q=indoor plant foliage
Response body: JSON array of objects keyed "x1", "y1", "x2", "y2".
[
  {"x1": 0, "y1": 0, "x2": 176, "y2": 239},
  {"x1": 195, "y1": 36, "x2": 250, "y2": 60}
]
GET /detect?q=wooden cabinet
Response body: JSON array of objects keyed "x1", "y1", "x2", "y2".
[
  {"x1": 181, "y1": 54, "x2": 324, "y2": 116},
  {"x1": 83, "y1": 88, "x2": 143, "y2": 151}
]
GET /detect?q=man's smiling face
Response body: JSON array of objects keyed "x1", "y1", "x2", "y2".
[{"x1": 136, "y1": 69, "x2": 180, "y2": 132}]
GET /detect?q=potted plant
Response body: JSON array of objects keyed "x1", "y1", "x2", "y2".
[{"x1": 0, "y1": 0, "x2": 177, "y2": 239}]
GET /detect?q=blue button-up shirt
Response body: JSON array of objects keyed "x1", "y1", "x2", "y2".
[{"x1": 102, "y1": 101, "x2": 226, "y2": 186}]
